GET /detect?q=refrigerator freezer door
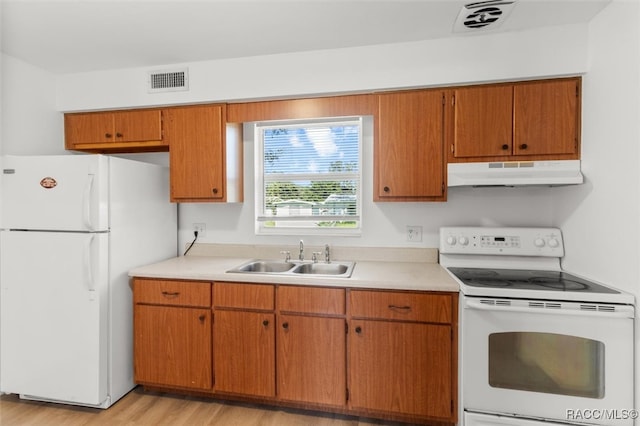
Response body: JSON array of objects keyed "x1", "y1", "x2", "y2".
[
  {"x1": 0, "y1": 230, "x2": 109, "y2": 406},
  {"x1": 1, "y1": 155, "x2": 109, "y2": 231}
]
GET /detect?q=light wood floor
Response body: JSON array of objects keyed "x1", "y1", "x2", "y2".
[{"x1": 0, "y1": 387, "x2": 418, "y2": 425}]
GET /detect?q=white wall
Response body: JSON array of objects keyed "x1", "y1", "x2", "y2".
[
  {"x1": 553, "y1": 0, "x2": 640, "y2": 410},
  {"x1": 1, "y1": 55, "x2": 63, "y2": 155},
  {"x1": 56, "y1": 24, "x2": 588, "y2": 112}
]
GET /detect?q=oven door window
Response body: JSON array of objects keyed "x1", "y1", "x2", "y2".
[{"x1": 488, "y1": 332, "x2": 605, "y2": 398}]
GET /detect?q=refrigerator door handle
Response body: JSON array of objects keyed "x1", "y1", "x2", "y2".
[
  {"x1": 83, "y1": 174, "x2": 95, "y2": 231},
  {"x1": 84, "y1": 234, "x2": 96, "y2": 300}
]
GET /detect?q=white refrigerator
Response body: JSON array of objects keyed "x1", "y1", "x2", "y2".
[{"x1": 0, "y1": 154, "x2": 177, "y2": 408}]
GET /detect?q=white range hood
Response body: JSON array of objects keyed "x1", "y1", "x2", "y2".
[{"x1": 448, "y1": 159, "x2": 584, "y2": 187}]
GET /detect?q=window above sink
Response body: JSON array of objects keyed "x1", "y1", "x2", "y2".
[{"x1": 254, "y1": 117, "x2": 363, "y2": 236}]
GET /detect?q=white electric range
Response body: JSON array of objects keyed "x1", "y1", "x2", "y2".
[{"x1": 439, "y1": 227, "x2": 635, "y2": 426}]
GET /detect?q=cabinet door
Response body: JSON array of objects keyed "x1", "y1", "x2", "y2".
[
  {"x1": 65, "y1": 112, "x2": 114, "y2": 145},
  {"x1": 214, "y1": 310, "x2": 275, "y2": 397},
  {"x1": 514, "y1": 79, "x2": 579, "y2": 156},
  {"x1": 376, "y1": 90, "x2": 445, "y2": 200},
  {"x1": 134, "y1": 305, "x2": 212, "y2": 390},
  {"x1": 453, "y1": 85, "x2": 513, "y2": 158},
  {"x1": 349, "y1": 320, "x2": 453, "y2": 420},
  {"x1": 277, "y1": 315, "x2": 346, "y2": 407},
  {"x1": 113, "y1": 110, "x2": 163, "y2": 143},
  {"x1": 166, "y1": 105, "x2": 225, "y2": 201}
]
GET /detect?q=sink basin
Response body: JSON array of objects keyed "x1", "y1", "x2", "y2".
[
  {"x1": 232, "y1": 260, "x2": 295, "y2": 273},
  {"x1": 292, "y1": 262, "x2": 353, "y2": 276},
  {"x1": 227, "y1": 260, "x2": 355, "y2": 278}
]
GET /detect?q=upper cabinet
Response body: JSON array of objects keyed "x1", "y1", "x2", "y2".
[
  {"x1": 65, "y1": 109, "x2": 166, "y2": 152},
  {"x1": 164, "y1": 104, "x2": 243, "y2": 203},
  {"x1": 374, "y1": 89, "x2": 446, "y2": 202},
  {"x1": 450, "y1": 77, "x2": 581, "y2": 162}
]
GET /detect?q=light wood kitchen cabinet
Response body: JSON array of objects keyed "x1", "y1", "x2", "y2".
[
  {"x1": 450, "y1": 77, "x2": 580, "y2": 162},
  {"x1": 133, "y1": 278, "x2": 212, "y2": 390},
  {"x1": 375, "y1": 89, "x2": 446, "y2": 201},
  {"x1": 276, "y1": 286, "x2": 346, "y2": 408},
  {"x1": 65, "y1": 109, "x2": 166, "y2": 152},
  {"x1": 164, "y1": 104, "x2": 243, "y2": 203},
  {"x1": 348, "y1": 290, "x2": 458, "y2": 423},
  {"x1": 213, "y1": 282, "x2": 276, "y2": 398}
]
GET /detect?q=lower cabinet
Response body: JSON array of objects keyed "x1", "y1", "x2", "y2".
[
  {"x1": 133, "y1": 279, "x2": 212, "y2": 390},
  {"x1": 213, "y1": 282, "x2": 275, "y2": 397},
  {"x1": 214, "y1": 310, "x2": 275, "y2": 397},
  {"x1": 348, "y1": 290, "x2": 457, "y2": 421},
  {"x1": 277, "y1": 286, "x2": 347, "y2": 408},
  {"x1": 132, "y1": 278, "x2": 457, "y2": 425},
  {"x1": 349, "y1": 320, "x2": 452, "y2": 418}
]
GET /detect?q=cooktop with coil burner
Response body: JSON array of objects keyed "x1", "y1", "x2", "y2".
[{"x1": 447, "y1": 267, "x2": 620, "y2": 294}]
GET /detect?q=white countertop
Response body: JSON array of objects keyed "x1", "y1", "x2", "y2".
[{"x1": 129, "y1": 255, "x2": 460, "y2": 292}]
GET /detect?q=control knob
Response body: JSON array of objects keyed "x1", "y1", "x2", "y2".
[
  {"x1": 534, "y1": 238, "x2": 545, "y2": 248},
  {"x1": 459, "y1": 236, "x2": 469, "y2": 246},
  {"x1": 446, "y1": 236, "x2": 456, "y2": 246},
  {"x1": 548, "y1": 238, "x2": 560, "y2": 248}
]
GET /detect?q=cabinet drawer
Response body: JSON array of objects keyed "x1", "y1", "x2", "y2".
[
  {"x1": 277, "y1": 286, "x2": 345, "y2": 315},
  {"x1": 349, "y1": 290, "x2": 452, "y2": 324},
  {"x1": 214, "y1": 282, "x2": 274, "y2": 310},
  {"x1": 134, "y1": 279, "x2": 211, "y2": 308}
]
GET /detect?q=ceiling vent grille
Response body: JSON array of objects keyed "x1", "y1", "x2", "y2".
[
  {"x1": 454, "y1": 0, "x2": 516, "y2": 33},
  {"x1": 148, "y1": 68, "x2": 189, "y2": 93}
]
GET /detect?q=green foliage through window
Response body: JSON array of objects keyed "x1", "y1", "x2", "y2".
[{"x1": 255, "y1": 118, "x2": 362, "y2": 234}]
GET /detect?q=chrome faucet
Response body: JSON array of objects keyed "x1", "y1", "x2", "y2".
[
  {"x1": 324, "y1": 244, "x2": 330, "y2": 263},
  {"x1": 298, "y1": 239, "x2": 304, "y2": 261}
]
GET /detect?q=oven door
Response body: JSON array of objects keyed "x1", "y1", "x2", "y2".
[{"x1": 462, "y1": 296, "x2": 635, "y2": 426}]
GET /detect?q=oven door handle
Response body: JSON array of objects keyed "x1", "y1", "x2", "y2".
[{"x1": 464, "y1": 299, "x2": 635, "y2": 319}]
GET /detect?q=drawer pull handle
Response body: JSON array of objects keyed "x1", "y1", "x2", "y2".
[
  {"x1": 388, "y1": 304, "x2": 412, "y2": 313},
  {"x1": 162, "y1": 291, "x2": 180, "y2": 297}
]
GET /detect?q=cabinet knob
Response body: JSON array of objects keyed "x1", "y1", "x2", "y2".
[
  {"x1": 116, "y1": 132, "x2": 123, "y2": 138},
  {"x1": 282, "y1": 322, "x2": 289, "y2": 330},
  {"x1": 212, "y1": 188, "x2": 219, "y2": 194},
  {"x1": 383, "y1": 186, "x2": 390, "y2": 193},
  {"x1": 198, "y1": 314, "x2": 206, "y2": 323},
  {"x1": 355, "y1": 326, "x2": 362, "y2": 334},
  {"x1": 501, "y1": 144, "x2": 509, "y2": 150},
  {"x1": 520, "y1": 143, "x2": 528, "y2": 150},
  {"x1": 262, "y1": 320, "x2": 269, "y2": 327},
  {"x1": 105, "y1": 133, "x2": 112, "y2": 138}
]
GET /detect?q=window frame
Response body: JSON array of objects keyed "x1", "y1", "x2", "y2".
[{"x1": 254, "y1": 116, "x2": 363, "y2": 236}]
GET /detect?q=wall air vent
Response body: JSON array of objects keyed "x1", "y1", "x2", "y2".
[
  {"x1": 147, "y1": 68, "x2": 189, "y2": 93},
  {"x1": 454, "y1": 0, "x2": 516, "y2": 32}
]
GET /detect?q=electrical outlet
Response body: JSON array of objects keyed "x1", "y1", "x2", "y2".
[
  {"x1": 193, "y1": 223, "x2": 206, "y2": 238},
  {"x1": 407, "y1": 225, "x2": 423, "y2": 242}
]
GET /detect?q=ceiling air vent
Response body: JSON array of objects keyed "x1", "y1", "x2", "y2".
[
  {"x1": 454, "y1": 0, "x2": 516, "y2": 33},
  {"x1": 147, "y1": 68, "x2": 189, "y2": 93}
]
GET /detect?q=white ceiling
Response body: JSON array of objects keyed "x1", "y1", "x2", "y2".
[{"x1": 1, "y1": 0, "x2": 611, "y2": 75}]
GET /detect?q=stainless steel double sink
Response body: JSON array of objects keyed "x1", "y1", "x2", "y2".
[{"x1": 227, "y1": 259, "x2": 355, "y2": 278}]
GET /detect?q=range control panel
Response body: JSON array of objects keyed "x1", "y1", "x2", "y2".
[{"x1": 439, "y1": 227, "x2": 564, "y2": 257}]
